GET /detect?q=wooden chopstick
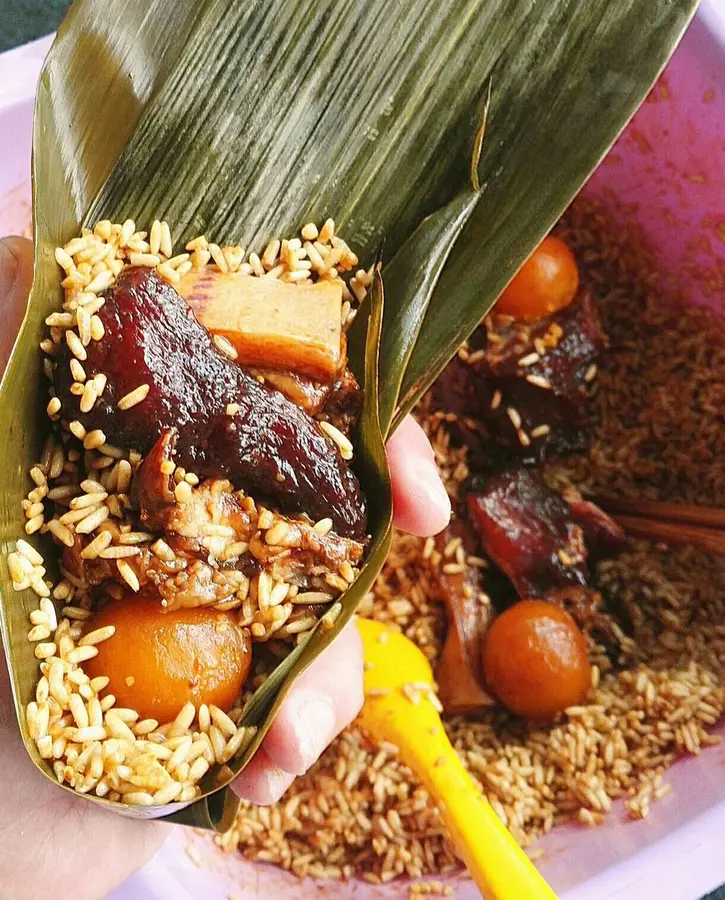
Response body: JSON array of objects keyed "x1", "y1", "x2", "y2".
[
  {"x1": 611, "y1": 514, "x2": 725, "y2": 555},
  {"x1": 596, "y1": 496, "x2": 725, "y2": 529},
  {"x1": 595, "y1": 496, "x2": 725, "y2": 556}
]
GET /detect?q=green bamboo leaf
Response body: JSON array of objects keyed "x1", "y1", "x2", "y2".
[
  {"x1": 86, "y1": 0, "x2": 497, "y2": 253},
  {"x1": 379, "y1": 188, "x2": 482, "y2": 437},
  {"x1": 0, "y1": 0, "x2": 697, "y2": 829}
]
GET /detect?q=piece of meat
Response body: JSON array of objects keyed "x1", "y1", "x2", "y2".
[
  {"x1": 242, "y1": 365, "x2": 363, "y2": 429},
  {"x1": 175, "y1": 268, "x2": 344, "y2": 381},
  {"x1": 132, "y1": 430, "x2": 257, "y2": 559},
  {"x1": 129, "y1": 429, "x2": 176, "y2": 519},
  {"x1": 547, "y1": 586, "x2": 618, "y2": 643},
  {"x1": 54, "y1": 267, "x2": 366, "y2": 539},
  {"x1": 426, "y1": 355, "x2": 496, "y2": 478},
  {"x1": 562, "y1": 487, "x2": 626, "y2": 553},
  {"x1": 63, "y1": 521, "x2": 359, "y2": 612},
  {"x1": 467, "y1": 467, "x2": 590, "y2": 600},
  {"x1": 481, "y1": 293, "x2": 605, "y2": 384},
  {"x1": 62, "y1": 535, "x2": 242, "y2": 610},
  {"x1": 449, "y1": 293, "x2": 606, "y2": 459},
  {"x1": 431, "y1": 523, "x2": 495, "y2": 714},
  {"x1": 148, "y1": 557, "x2": 250, "y2": 609},
  {"x1": 321, "y1": 366, "x2": 364, "y2": 435},
  {"x1": 429, "y1": 354, "x2": 482, "y2": 421},
  {"x1": 133, "y1": 431, "x2": 365, "y2": 574}
]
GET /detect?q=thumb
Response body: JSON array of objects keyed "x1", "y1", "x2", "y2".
[
  {"x1": 0, "y1": 236, "x2": 33, "y2": 377},
  {"x1": 387, "y1": 414, "x2": 451, "y2": 537}
]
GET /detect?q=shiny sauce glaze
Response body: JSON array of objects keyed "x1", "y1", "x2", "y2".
[{"x1": 54, "y1": 267, "x2": 367, "y2": 539}]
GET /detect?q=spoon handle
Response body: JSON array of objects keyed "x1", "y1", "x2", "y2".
[
  {"x1": 434, "y1": 753, "x2": 556, "y2": 899},
  {"x1": 406, "y1": 731, "x2": 557, "y2": 900}
]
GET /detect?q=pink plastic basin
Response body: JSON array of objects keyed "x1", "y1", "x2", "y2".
[{"x1": 1, "y1": 7, "x2": 724, "y2": 898}]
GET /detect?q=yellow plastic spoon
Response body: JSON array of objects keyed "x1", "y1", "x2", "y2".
[{"x1": 356, "y1": 617, "x2": 558, "y2": 900}]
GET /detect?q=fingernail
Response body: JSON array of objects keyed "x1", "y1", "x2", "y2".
[
  {"x1": 412, "y1": 457, "x2": 451, "y2": 524},
  {"x1": 293, "y1": 695, "x2": 337, "y2": 772},
  {"x1": 231, "y1": 759, "x2": 293, "y2": 805},
  {"x1": 263, "y1": 764, "x2": 294, "y2": 804}
]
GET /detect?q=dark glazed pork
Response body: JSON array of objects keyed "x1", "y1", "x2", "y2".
[
  {"x1": 476, "y1": 293, "x2": 607, "y2": 456},
  {"x1": 54, "y1": 267, "x2": 366, "y2": 539},
  {"x1": 467, "y1": 467, "x2": 590, "y2": 599},
  {"x1": 431, "y1": 293, "x2": 606, "y2": 460},
  {"x1": 466, "y1": 467, "x2": 624, "y2": 636}
]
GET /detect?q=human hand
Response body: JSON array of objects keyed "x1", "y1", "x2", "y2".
[{"x1": 0, "y1": 236, "x2": 450, "y2": 898}]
